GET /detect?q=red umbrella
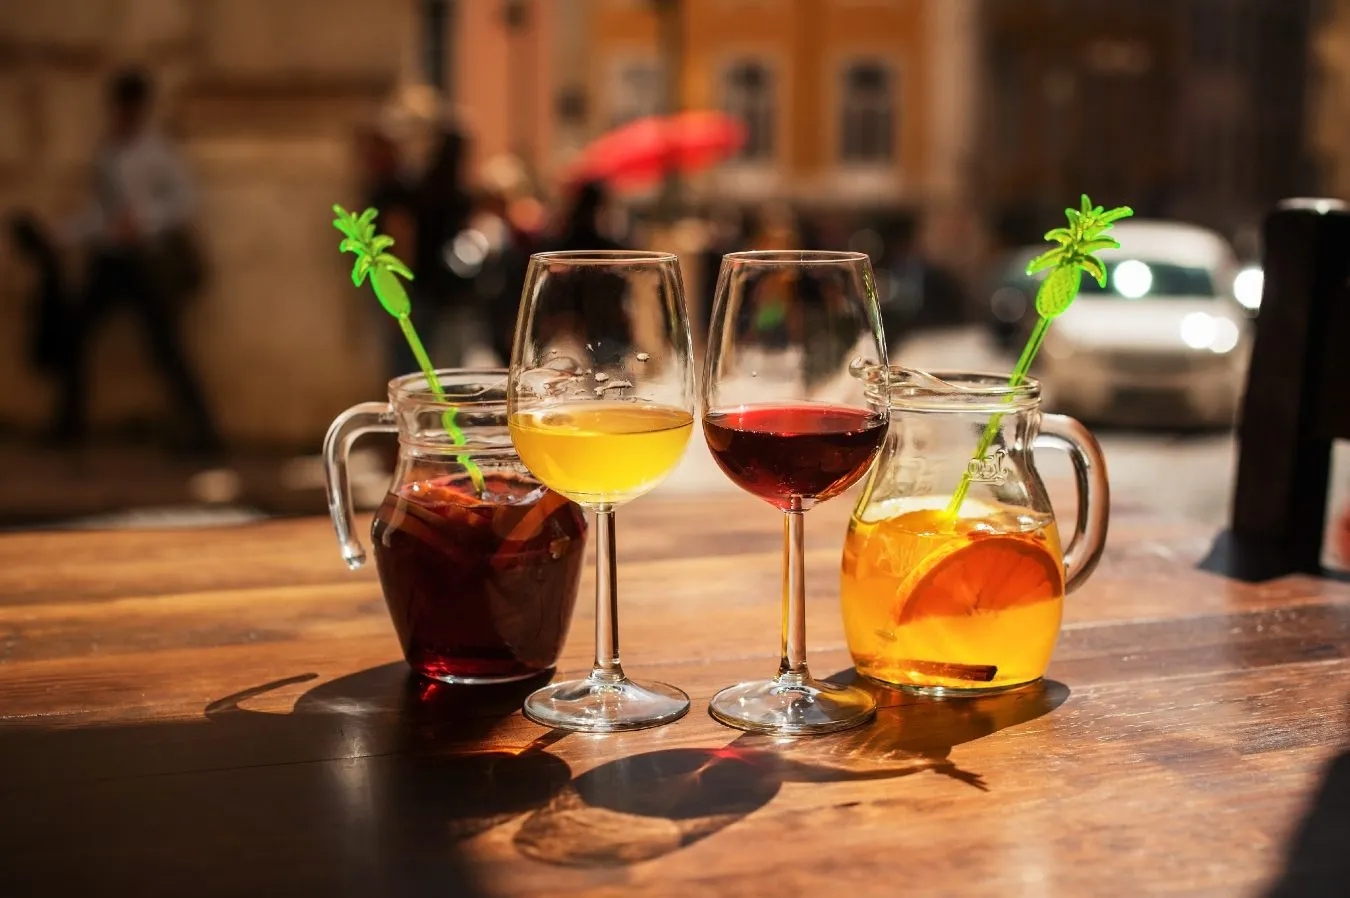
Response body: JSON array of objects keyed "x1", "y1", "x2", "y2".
[{"x1": 567, "y1": 111, "x2": 747, "y2": 190}]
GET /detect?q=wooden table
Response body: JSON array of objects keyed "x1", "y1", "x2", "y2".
[{"x1": 1, "y1": 493, "x2": 1347, "y2": 897}]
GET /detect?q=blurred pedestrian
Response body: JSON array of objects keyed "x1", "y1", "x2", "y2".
[
  {"x1": 412, "y1": 125, "x2": 477, "y2": 371},
  {"x1": 473, "y1": 156, "x2": 534, "y2": 365},
  {"x1": 54, "y1": 68, "x2": 219, "y2": 452},
  {"x1": 354, "y1": 122, "x2": 419, "y2": 379},
  {"x1": 7, "y1": 213, "x2": 69, "y2": 381},
  {"x1": 548, "y1": 180, "x2": 625, "y2": 254},
  {"x1": 538, "y1": 181, "x2": 633, "y2": 363},
  {"x1": 880, "y1": 214, "x2": 966, "y2": 341},
  {"x1": 700, "y1": 203, "x2": 744, "y2": 330},
  {"x1": 356, "y1": 124, "x2": 416, "y2": 248},
  {"x1": 736, "y1": 202, "x2": 801, "y2": 348}
]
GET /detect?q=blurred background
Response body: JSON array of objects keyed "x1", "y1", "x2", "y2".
[{"x1": 0, "y1": 0, "x2": 1348, "y2": 549}]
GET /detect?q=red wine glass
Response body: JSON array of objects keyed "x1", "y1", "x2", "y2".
[{"x1": 703, "y1": 250, "x2": 889, "y2": 735}]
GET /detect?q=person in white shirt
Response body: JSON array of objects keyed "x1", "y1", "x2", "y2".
[{"x1": 53, "y1": 68, "x2": 219, "y2": 452}]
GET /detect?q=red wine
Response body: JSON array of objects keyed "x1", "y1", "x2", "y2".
[
  {"x1": 703, "y1": 404, "x2": 887, "y2": 510},
  {"x1": 371, "y1": 473, "x2": 587, "y2": 683}
]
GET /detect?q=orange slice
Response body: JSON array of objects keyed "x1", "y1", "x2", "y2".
[
  {"x1": 489, "y1": 488, "x2": 586, "y2": 571},
  {"x1": 494, "y1": 483, "x2": 559, "y2": 539},
  {"x1": 893, "y1": 534, "x2": 1063, "y2": 625}
]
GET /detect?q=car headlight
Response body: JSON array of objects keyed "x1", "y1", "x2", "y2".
[
  {"x1": 1179, "y1": 312, "x2": 1241, "y2": 354},
  {"x1": 1113, "y1": 260, "x2": 1153, "y2": 299},
  {"x1": 1209, "y1": 317, "x2": 1240, "y2": 354},
  {"x1": 1233, "y1": 267, "x2": 1263, "y2": 311}
]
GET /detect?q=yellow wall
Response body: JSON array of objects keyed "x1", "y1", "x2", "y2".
[{"x1": 587, "y1": 0, "x2": 933, "y2": 201}]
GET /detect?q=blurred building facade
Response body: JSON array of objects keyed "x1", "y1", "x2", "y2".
[
  {"x1": 0, "y1": 0, "x2": 1340, "y2": 448},
  {"x1": 0, "y1": 0, "x2": 420, "y2": 444},
  {"x1": 1312, "y1": 0, "x2": 1350, "y2": 201},
  {"x1": 978, "y1": 0, "x2": 1318, "y2": 249},
  {"x1": 442, "y1": 0, "x2": 560, "y2": 183},
  {"x1": 559, "y1": 0, "x2": 979, "y2": 224}
]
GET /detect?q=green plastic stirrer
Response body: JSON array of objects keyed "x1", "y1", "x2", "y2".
[
  {"x1": 332, "y1": 204, "x2": 485, "y2": 494},
  {"x1": 944, "y1": 195, "x2": 1132, "y2": 518}
]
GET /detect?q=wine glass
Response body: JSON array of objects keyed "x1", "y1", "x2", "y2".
[
  {"x1": 508, "y1": 250, "x2": 696, "y2": 732},
  {"x1": 703, "y1": 250, "x2": 889, "y2": 735}
]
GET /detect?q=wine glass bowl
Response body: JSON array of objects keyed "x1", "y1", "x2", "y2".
[
  {"x1": 510, "y1": 402, "x2": 693, "y2": 507},
  {"x1": 509, "y1": 250, "x2": 696, "y2": 733},
  {"x1": 703, "y1": 250, "x2": 889, "y2": 735},
  {"x1": 702, "y1": 403, "x2": 887, "y2": 512}
]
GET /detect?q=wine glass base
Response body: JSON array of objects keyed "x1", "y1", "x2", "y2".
[
  {"x1": 709, "y1": 676, "x2": 876, "y2": 736},
  {"x1": 523, "y1": 675, "x2": 691, "y2": 733}
]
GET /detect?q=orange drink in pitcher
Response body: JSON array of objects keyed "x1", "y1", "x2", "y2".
[{"x1": 841, "y1": 369, "x2": 1108, "y2": 693}]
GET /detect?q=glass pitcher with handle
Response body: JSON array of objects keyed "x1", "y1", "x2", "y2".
[
  {"x1": 841, "y1": 367, "x2": 1108, "y2": 693},
  {"x1": 323, "y1": 368, "x2": 587, "y2": 685}
]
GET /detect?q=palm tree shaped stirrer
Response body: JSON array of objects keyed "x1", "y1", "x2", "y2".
[
  {"x1": 332, "y1": 204, "x2": 485, "y2": 493},
  {"x1": 945, "y1": 195, "x2": 1132, "y2": 517}
]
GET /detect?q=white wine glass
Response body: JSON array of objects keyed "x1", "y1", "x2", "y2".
[{"x1": 508, "y1": 250, "x2": 695, "y2": 732}]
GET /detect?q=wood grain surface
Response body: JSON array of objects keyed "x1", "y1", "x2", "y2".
[{"x1": 1, "y1": 493, "x2": 1347, "y2": 897}]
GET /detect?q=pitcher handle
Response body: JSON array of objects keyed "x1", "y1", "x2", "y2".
[
  {"x1": 1035, "y1": 414, "x2": 1109, "y2": 593},
  {"x1": 322, "y1": 401, "x2": 397, "y2": 570}
]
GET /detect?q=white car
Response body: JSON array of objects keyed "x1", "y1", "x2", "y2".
[{"x1": 1035, "y1": 220, "x2": 1253, "y2": 427}]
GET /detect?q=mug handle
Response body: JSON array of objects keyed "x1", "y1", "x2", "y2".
[
  {"x1": 322, "y1": 402, "x2": 397, "y2": 569},
  {"x1": 1035, "y1": 414, "x2": 1110, "y2": 593}
]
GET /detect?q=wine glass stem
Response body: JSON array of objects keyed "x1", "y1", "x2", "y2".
[
  {"x1": 591, "y1": 506, "x2": 625, "y2": 684},
  {"x1": 779, "y1": 502, "x2": 809, "y2": 684}
]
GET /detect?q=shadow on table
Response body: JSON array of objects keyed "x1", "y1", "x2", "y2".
[
  {"x1": 514, "y1": 676, "x2": 1070, "y2": 867},
  {"x1": 1265, "y1": 700, "x2": 1350, "y2": 898},
  {"x1": 0, "y1": 664, "x2": 1070, "y2": 884},
  {"x1": 0, "y1": 663, "x2": 566, "y2": 898}
]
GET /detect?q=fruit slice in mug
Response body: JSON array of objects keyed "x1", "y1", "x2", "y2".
[{"x1": 892, "y1": 531, "x2": 1064, "y2": 624}]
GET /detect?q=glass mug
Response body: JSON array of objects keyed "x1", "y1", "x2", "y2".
[
  {"x1": 323, "y1": 368, "x2": 587, "y2": 684},
  {"x1": 841, "y1": 368, "x2": 1108, "y2": 693}
]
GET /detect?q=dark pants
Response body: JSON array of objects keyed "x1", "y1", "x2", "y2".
[{"x1": 54, "y1": 250, "x2": 219, "y2": 449}]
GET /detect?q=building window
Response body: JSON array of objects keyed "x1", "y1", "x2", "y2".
[
  {"x1": 610, "y1": 59, "x2": 663, "y2": 127},
  {"x1": 840, "y1": 61, "x2": 894, "y2": 164},
  {"x1": 722, "y1": 59, "x2": 775, "y2": 161}
]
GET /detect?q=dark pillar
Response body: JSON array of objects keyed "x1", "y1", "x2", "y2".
[{"x1": 1203, "y1": 199, "x2": 1350, "y2": 581}]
